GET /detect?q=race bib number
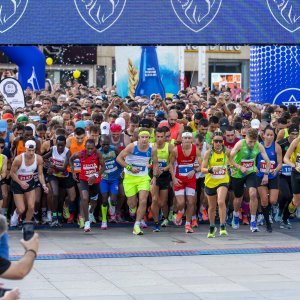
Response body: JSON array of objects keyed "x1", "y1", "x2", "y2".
[
  {"x1": 132, "y1": 165, "x2": 146, "y2": 172},
  {"x1": 178, "y1": 164, "x2": 194, "y2": 176},
  {"x1": 259, "y1": 160, "x2": 275, "y2": 173},
  {"x1": 18, "y1": 175, "x2": 33, "y2": 181},
  {"x1": 74, "y1": 159, "x2": 81, "y2": 172},
  {"x1": 241, "y1": 159, "x2": 254, "y2": 172},
  {"x1": 281, "y1": 164, "x2": 292, "y2": 176},
  {"x1": 158, "y1": 159, "x2": 167, "y2": 170},
  {"x1": 105, "y1": 160, "x2": 117, "y2": 173},
  {"x1": 211, "y1": 166, "x2": 226, "y2": 179}
]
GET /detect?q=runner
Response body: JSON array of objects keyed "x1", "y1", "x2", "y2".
[
  {"x1": 256, "y1": 126, "x2": 282, "y2": 233},
  {"x1": 99, "y1": 135, "x2": 123, "y2": 229},
  {"x1": 150, "y1": 127, "x2": 173, "y2": 232},
  {"x1": 230, "y1": 128, "x2": 271, "y2": 232},
  {"x1": 10, "y1": 140, "x2": 48, "y2": 226},
  {"x1": 169, "y1": 129, "x2": 202, "y2": 234},
  {"x1": 70, "y1": 139, "x2": 105, "y2": 232},
  {"x1": 43, "y1": 135, "x2": 76, "y2": 227},
  {"x1": 277, "y1": 125, "x2": 299, "y2": 228},
  {"x1": 116, "y1": 129, "x2": 158, "y2": 235},
  {"x1": 202, "y1": 131, "x2": 230, "y2": 238},
  {"x1": 0, "y1": 138, "x2": 8, "y2": 211}
]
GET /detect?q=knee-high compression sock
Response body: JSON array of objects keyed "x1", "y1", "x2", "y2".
[{"x1": 101, "y1": 205, "x2": 108, "y2": 222}]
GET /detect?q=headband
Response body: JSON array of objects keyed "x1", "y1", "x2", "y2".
[
  {"x1": 182, "y1": 132, "x2": 193, "y2": 138},
  {"x1": 139, "y1": 130, "x2": 150, "y2": 137}
]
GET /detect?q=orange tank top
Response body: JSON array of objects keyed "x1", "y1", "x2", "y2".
[
  {"x1": 67, "y1": 136, "x2": 87, "y2": 173},
  {"x1": 169, "y1": 122, "x2": 181, "y2": 140},
  {"x1": 16, "y1": 140, "x2": 26, "y2": 156}
]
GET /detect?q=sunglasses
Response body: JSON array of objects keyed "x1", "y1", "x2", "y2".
[
  {"x1": 213, "y1": 139, "x2": 223, "y2": 144},
  {"x1": 0, "y1": 146, "x2": 4, "y2": 149}
]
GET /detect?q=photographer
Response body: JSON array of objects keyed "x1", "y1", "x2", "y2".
[{"x1": 0, "y1": 215, "x2": 39, "y2": 280}]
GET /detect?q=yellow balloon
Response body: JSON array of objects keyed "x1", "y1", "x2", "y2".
[
  {"x1": 46, "y1": 57, "x2": 53, "y2": 66},
  {"x1": 73, "y1": 70, "x2": 81, "y2": 79}
]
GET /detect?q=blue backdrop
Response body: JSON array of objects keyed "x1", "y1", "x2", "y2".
[
  {"x1": 250, "y1": 46, "x2": 300, "y2": 106},
  {"x1": 0, "y1": 0, "x2": 299, "y2": 44}
]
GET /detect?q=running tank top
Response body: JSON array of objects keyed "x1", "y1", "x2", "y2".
[
  {"x1": 256, "y1": 142, "x2": 277, "y2": 179},
  {"x1": 124, "y1": 142, "x2": 152, "y2": 177},
  {"x1": 68, "y1": 136, "x2": 87, "y2": 173},
  {"x1": 100, "y1": 146, "x2": 122, "y2": 181},
  {"x1": 175, "y1": 144, "x2": 196, "y2": 179},
  {"x1": 284, "y1": 128, "x2": 289, "y2": 139},
  {"x1": 157, "y1": 142, "x2": 169, "y2": 172},
  {"x1": 232, "y1": 140, "x2": 260, "y2": 178},
  {"x1": 194, "y1": 142, "x2": 207, "y2": 179},
  {"x1": 110, "y1": 134, "x2": 126, "y2": 152},
  {"x1": 79, "y1": 150, "x2": 101, "y2": 183},
  {"x1": 16, "y1": 153, "x2": 37, "y2": 182},
  {"x1": 290, "y1": 140, "x2": 300, "y2": 168},
  {"x1": 204, "y1": 149, "x2": 229, "y2": 188},
  {"x1": 51, "y1": 146, "x2": 69, "y2": 178},
  {"x1": 16, "y1": 140, "x2": 26, "y2": 156}
]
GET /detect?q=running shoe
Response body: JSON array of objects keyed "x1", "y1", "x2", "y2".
[
  {"x1": 41, "y1": 211, "x2": 48, "y2": 224},
  {"x1": 238, "y1": 208, "x2": 243, "y2": 220},
  {"x1": 257, "y1": 214, "x2": 264, "y2": 226},
  {"x1": 242, "y1": 215, "x2": 249, "y2": 225},
  {"x1": 168, "y1": 211, "x2": 174, "y2": 222},
  {"x1": 78, "y1": 215, "x2": 84, "y2": 229},
  {"x1": 201, "y1": 209, "x2": 209, "y2": 222},
  {"x1": 50, "y1": 219, "x2": 58, "y2": 228},
  {"x1": 67, "y1": 213, "x2": 75, "y2": 224},
  {"x1": 47, "y1": 211, "x2": 52, "y2": 223},
  {"x1": 231, "y1": 215, "x2": 240, "y2": 229},
  {"x1": 153, "y1": 223, "x2": 161, "y2": 232},
  {"x1": 133, "y1": 224, "x2": 143, "y2": 235},
  {"x1": 10, "y1": 214, "x2": 19, "y2": 227},
  {"x1": 207, "y1": 226, "x2": 217, "y2": 238},
  {"x1": 274, "y1": 210, "x2": 282, "y2": 222},
  {"x1": 173, "y1": 212, "x2": 183, "y2": 226},
  {"x1": 140, "y1": 219, "x2": 148, "y2": 229},
  {"x1": 116, "y1": 214, "x2": 125, "y2": 223},
  {"x1": 63, "y1": 205, "x2": 70, "y2": 220},
  {"x1": 266, "y1": 223, "x2": 272, "y2": 233},
  {"x1": 191, "y1": 219, "x2": 198, "y2": 228},
  {"x1": 280, "y1": 220, "x2": 292, "y2": 229},
  {"x1": 220, "y1": 226, "x2": 228, "y2": 237},
  {"x1": 185, "y1": 224, "x2": 194, "y2": 233},
  {"x1": 89, "y1": 213, "x2": 96, "y2": 224},
  {"x1": 269, "y1": 215, "x2": 273, "y2": 224},
  {"x1": 109, "y1": 214, "x2": 117, "y2": 223},
  {"x1": 101, "y1": 221, "x2": 108, "y2": 230},
  {"x1": 84, "y1": 221, "x2": 91, "y2": 232},
  {"x1": 288, "y1": 201, "x2": 297, "y2": 214},
  {"x1": 33, "y1": 212, "x2": 40, "y2": 225},
  {"x1": 161, "y1": 219, "x2": 169, "y2": 227},
  {"x1": 250, "y1": 221, "x2": 259, "y2": 232},
  {"x1": 198, "y1": 211, "x2": 203, "y2": 222}
]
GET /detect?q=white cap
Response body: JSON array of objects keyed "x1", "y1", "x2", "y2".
[
  {"x1": 100, "y1": 122, "x2": 110, "y2": 135},
  {"x1": 27, "y1": 123, "x2": 36, "y2": 136},
  {"x1": 115, "y1": 117, "x2": 126, "y2": 130},
  {"x1": 25, "y1": 140, "x2": 36, "y2": 149},
  {"x1": 251, "y1": 119, "x2": 260, "y2": 129}
]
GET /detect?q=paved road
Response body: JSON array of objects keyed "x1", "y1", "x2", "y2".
[{"x1": 2, "y1": 222, "x2": 300, "y2": 299}]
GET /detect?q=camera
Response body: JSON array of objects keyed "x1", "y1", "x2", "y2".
[{"x1": 23, "y1": 222, "x2": 34, "y2": 241}]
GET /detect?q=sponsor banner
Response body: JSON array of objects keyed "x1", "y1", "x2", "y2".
[
  {"x1": 116, "y1": 46, "x2": 180, "y2": 99},
  {"x1": 0, "y1": 1, "x2": 298, "y2": 44},
  {"x1": 211, "y1": 73, "x2": 242, "y2": 90},
  {"x1": 250, "y1": 46, "x2": 300, "y2": 106},
  {"x1": 0, "y1": 77, "x2": 25, "y2": 112}
]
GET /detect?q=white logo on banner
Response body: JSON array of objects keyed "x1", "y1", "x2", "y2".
[
  {"x1": 0, "y1": 77, "x2": 25, "y2": 111},
  {"x1": 267, "y1": 0, "x2": 300, "y2": 33},
  {"x1": 74, "y1": 0, "x2": 126, "y2": 33},
  {"x1": 273, "y1": 88, "x2": 300, "y2": 107},
  {"x1": 171, "y1": 0, "x2": 222, "y2": 32},
  {"x1": 0, "y1": 0, "x2": 28, "y2": 33}
]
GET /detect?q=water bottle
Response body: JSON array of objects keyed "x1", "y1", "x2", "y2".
[{"x1": 135, "y1": 46, "x2": 166, "y2": 99}]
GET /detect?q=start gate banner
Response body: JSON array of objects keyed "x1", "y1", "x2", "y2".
[{"x1": 0, "y1": 1, "x2": 299, "y2": 44}]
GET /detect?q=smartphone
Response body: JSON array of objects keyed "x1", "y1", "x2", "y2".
[{"x1": 23, "y1": 222, "x2": 34, "y2": 241}]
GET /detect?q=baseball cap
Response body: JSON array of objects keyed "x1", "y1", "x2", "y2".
[
  {"x1": 288, "y1": 124, "x2": 299, "y2": 134},
  {"x1": 84, "y1": 120, "x2": 94, "y2": 128},
  {"x1": 0, "y1": 120, "x2": 7, "y2": 132},
  {"x1": 262, "y1": 112, "x2": 271, "y2": 123},
  {"x1": 75, "y1": 120, "x2": 86, "y2": 129},
  {"x1": 27, "y1": 123, "x2": 36, "y2": 136},
  {"x1": 17, "y1": 114, "x2": 29, "y2": 122},
  {"x1": 34, "y1": 101, "x2": 42, "y2": 106},
  {"x1": 115, "y1": 117, "x2": 126, "y2": 130},
  {"x1": 100, "y1": 122, "x2": 110, "y2": 135},
  {"x1": 110, "y1": 123, "x2": 122, "y2": 133},
  {"x1": 251, "y1": 119, "x2": 260, "y2": 129},
  {"x1": 219, "y1": 117, "x2": 229, "y2": 131},
  {"x1": 73, "y1": 113, "x2": 82, "y2": 120},
  {"x1": 155, "y1": 110, "x2": 165, "y2": 121},
  {"x1": 25, "y1": 140, "x2": 36, "y2": 149},
  {"x1": 2, "y1": 113, "x2": 14, "y2": 121}
]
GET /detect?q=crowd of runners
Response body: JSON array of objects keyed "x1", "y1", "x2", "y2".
[{"x1": 0, "y1": 80, "x2": 299, "y2": 237}]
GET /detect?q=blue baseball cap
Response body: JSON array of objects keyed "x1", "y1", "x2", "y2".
[
  {"x1": 0, "y1": 120, "x2": 8, "y2": 132},
  {"x1": 75, "y1": 120, "x2": 86, "y2": 129}
]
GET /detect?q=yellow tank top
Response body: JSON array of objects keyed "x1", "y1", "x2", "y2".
[
  {"x1": 290, "y1": 139, "x2": 300, "y2": 167},
  {"x1": 204, "y1": 149, "x2": 229, "y2": 188},
  {"x1": 284, "y1": 128, "x2": 289, "y2": 139}
]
